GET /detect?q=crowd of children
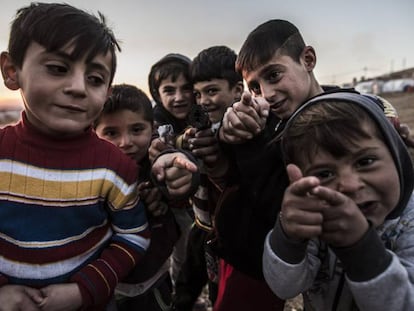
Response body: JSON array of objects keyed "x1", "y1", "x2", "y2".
[{"x1": 1, "y1": 2, "x2": 413, "y2": 311}]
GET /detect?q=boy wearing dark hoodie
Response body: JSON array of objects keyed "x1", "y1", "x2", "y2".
[
  {"x1": 148, "y1": 54, "x2": 196, "y2": 290},
  {"x1": 263, "y1": 91, "x2": 414, "y2": 310}
]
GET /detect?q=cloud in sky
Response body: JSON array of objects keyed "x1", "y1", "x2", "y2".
[{"x1": 0, "y1": 0, "x2": 413, "y2": 103}]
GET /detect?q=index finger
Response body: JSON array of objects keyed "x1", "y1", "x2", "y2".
[
  {"x1": 310, "y1": 186, "x2": 346, "y2": 206},
  {"x1": 172, "y1": 156, "x2": 198, "y2": 173},
  {"x1": 288, "y1": 175, "x2": 320, "y2": 197}
]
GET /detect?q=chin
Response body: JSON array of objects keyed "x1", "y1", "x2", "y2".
[{"x1": 51, "y1": 121, "x2": 88, "y2": 136}]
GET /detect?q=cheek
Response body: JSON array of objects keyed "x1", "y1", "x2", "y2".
[
  {"x1": 133, "y1": 135, "x2": 152, "y2": 150},
  {"x1": 89, "y1": 95, "x2": 107, "y2": 116}
]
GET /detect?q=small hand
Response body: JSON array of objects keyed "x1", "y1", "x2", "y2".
[
  {"x1": 280, "y1": 164, "x2": 325, "y2": 240},
  {"x1": 219, "y1": 92, "x2": 269, "y2": 144},
  {"x1": 152, "y1": 152, "x2": 198, "y2": 197},
  {"x1": 39, "y1": 283, "x2": 82, "y2": 311},
  {"x1": 149, "y1": 138, "x2": 174, "y2": 163},
  {"x1": 311, "y1": 186, "x2": 369, "y2": 247},
  {"x1": 189, "y1": 128, "x2": 220, "y2": 165},
  {"x1": 138, "y1": 182, "x2": 166, "y2": 216},
  {"x1": 0, "y1": 284, "x2": 44, "y2": 311}
]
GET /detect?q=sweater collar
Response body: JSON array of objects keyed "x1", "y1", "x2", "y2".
[{"x1": 15, "y1": 111, "x2": 96, "y2": 150}]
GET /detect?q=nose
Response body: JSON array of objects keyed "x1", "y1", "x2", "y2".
[
  {"x1": 198, "y1": 92, "x2": 210, "y2": 107},
  {"x1": 260, "y1": 83, "x2": 277, "y2": 104},
  {"x1": 337, "y1": 169, "x2": 364, "y2": 195},
  {"x1": 174, "y1": 89, "x2": 185, "y2": 102},
  {"x1": 118, "y1": 134, "x2": 133, "y2": 148},
  {"x1": 63, "y1": 70, "x2": 86, "y2": 97}
]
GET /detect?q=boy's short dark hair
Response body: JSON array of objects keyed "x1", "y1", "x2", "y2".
[
  {"x1": 8, "y1": 2, "x2": 120, "y2": 84},
  {"x1": 94, "y1": 84, "x2": 154, "y2": 127},
  {"x1": 148, "y1": 53, "x2": 191, "y2": 105},
  {"x1": 190, "y1": 45, "x2": 243, "y2": 88},
  {"x1": 236, "y1": 19, "x2": 306, "y2": 74}
]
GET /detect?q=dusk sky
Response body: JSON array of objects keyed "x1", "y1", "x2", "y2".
[{"x1": 1, "y1": 0, "x2": 413, "y2": 107}]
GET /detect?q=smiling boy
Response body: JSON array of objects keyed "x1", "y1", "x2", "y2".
[{"x1": 263, "y1": 92, "x2": 414, "y2": 310}]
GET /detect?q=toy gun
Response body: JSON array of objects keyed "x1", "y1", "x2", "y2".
[{"x1": 188, "y1": 105, "x2": 211, "y2": 130}]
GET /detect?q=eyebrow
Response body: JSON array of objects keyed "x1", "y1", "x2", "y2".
[
  {"x1": 52, "y1": 50, "x2": 111, "y2": 76},
  {"x1": 196, "y1": 82, "x2": 219, "y2": 91}
]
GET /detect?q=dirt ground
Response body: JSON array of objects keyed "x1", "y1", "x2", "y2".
[{"x1": 381, "y1": 92, "x2": 414, "y2": 128}]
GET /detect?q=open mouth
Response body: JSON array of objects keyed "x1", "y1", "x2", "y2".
[
  {"x1": 357, "y1": 201, "x2": 377, "y2": 213},
  {"x1": 173, "y1": 103, "x2": 189, "y2": 109}
]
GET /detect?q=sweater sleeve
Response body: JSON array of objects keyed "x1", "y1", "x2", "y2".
[
  {"x1": 337, "y1": 212, "x2": 414, "y2": 311},
  {"x1": 71, "y1": 173, "x2": 150, "y2": 307}
]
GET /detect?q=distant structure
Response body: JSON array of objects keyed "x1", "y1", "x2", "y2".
[
  {"x1": 351, "y1": 67, "x2": 414, "y2": 95},
  {"x1": 376, "y1": 67, "x2": 414, "y2": 81}
]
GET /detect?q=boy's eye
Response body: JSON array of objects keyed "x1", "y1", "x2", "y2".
[
  {"x1": 162, "y1": 87, "x2": 175, "y2": 95},
  {"x1": 267, "y1": 70, "x2": 281, "y2": 83},
  {"x1": 46, "y1": 64, "x2": 67, "y2": 74},
  {"x1": 132, "y1": 126, "x2": 144, "y2": 134},
  {"x1": 207, "y1": 88, "x2": 219, "y2": 96},
  {"x1": 87, "y1": 74, "x2": 105, "y2": 86},
  {"x1": 193, "y1": 91, "x2": 201, "y2": 100},
  {"x1": 312, "y1": 169, "x2": 335, "y2": 182},
  {"x1": 357, "y1": 157, "x2": 376, "y2": 168},
  {"x1": 248, "y1": 83, "x2": 261, "y2": 95},
  {"x1": 103, "y1": 130, "x2": 117, "y2": 138}
]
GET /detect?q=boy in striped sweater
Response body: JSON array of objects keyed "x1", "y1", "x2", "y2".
[{"x1": 0, "y1": 3, "x2": 149, "y2": 310}]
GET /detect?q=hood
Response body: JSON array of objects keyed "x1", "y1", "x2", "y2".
[{"x1": 284, "y1": 91, "x2": 414, "y2": 219}]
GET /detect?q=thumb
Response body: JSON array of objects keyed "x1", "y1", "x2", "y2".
[
  {"x1": 240, "y1": 91, "x2": 252, "y2": 106},
  {"x1": 254, "y1": 96, "x2": 270, "y2": 118},
  {"x1": 152, "y1": 162, "x2": 166, "y2": 181},
  {"x1": 286, "y1": 163, "x2": 303, "y2": 184}
]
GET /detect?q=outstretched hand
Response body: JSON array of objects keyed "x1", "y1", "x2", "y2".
[
  {"x1": 282, "y1": 164, "x2": 369, "y2": 247},
  {"x1": 280, "y1": 164, "x2": 325, "y2": 241},
  {"x1": 152, "y1": 152, "x2": 198, "y2": 198},
  {"x1": 219, "y1": 92, "x2": 269, "y2": 144}
]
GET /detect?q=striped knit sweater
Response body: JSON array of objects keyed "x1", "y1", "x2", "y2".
[{"x1": 0, "y1": 113, "x2": 150, "y2": 308}]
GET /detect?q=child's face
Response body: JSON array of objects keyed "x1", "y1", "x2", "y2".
[
  {"x1": 4, "y1": 42, "x2": 112, "y2": 137},
  {"x1": 300, "y1": 122, "x2": 400, "y2": 228},
  {"x1": 158, "y1": 73, "x2": 194, "y2": 120},
  {"x1": 193, "y1": 79, "x2": 242, "y2": 123},
  {"x1": 243, "y1": 50, "x2": 319, "y2": 120},
  {"x1": 95, "y1": 109, "x2": 153, "y2": 163}
]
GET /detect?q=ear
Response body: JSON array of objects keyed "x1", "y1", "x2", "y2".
[
  {"x1": 301, "y1": 46, "x2": 317, "y2": 72},
  {"x1": 1, "y1": 52, "x2": 20, "y2": 91},
  {"x1": 232, "y1": 81, "x2": 244, "y2": 102},
  {"x1": 106, "y1": 86, "x2": 113, "y2": 99}
]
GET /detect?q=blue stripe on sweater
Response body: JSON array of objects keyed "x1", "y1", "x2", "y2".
[{"x1": 0, "y1": 200, "x2": 107, "y2": 241}]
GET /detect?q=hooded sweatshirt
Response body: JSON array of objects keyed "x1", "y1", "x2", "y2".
[{"x1": 263, "y1": 92, "x2": 414, "y2": 311}]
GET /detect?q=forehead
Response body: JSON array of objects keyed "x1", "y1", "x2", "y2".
[
  {"x1": 159, "y1": 73, "x2": 190, "y2": 87},
  {"x1": 243, "y1": 52, "x2": 295, "y2": 82},
  {"x1": 104, "y1": 109, "x2": 148, "y2": 122},
  {"x1": 193, "y1": 78, "x2": 230, "y2": 91}
]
